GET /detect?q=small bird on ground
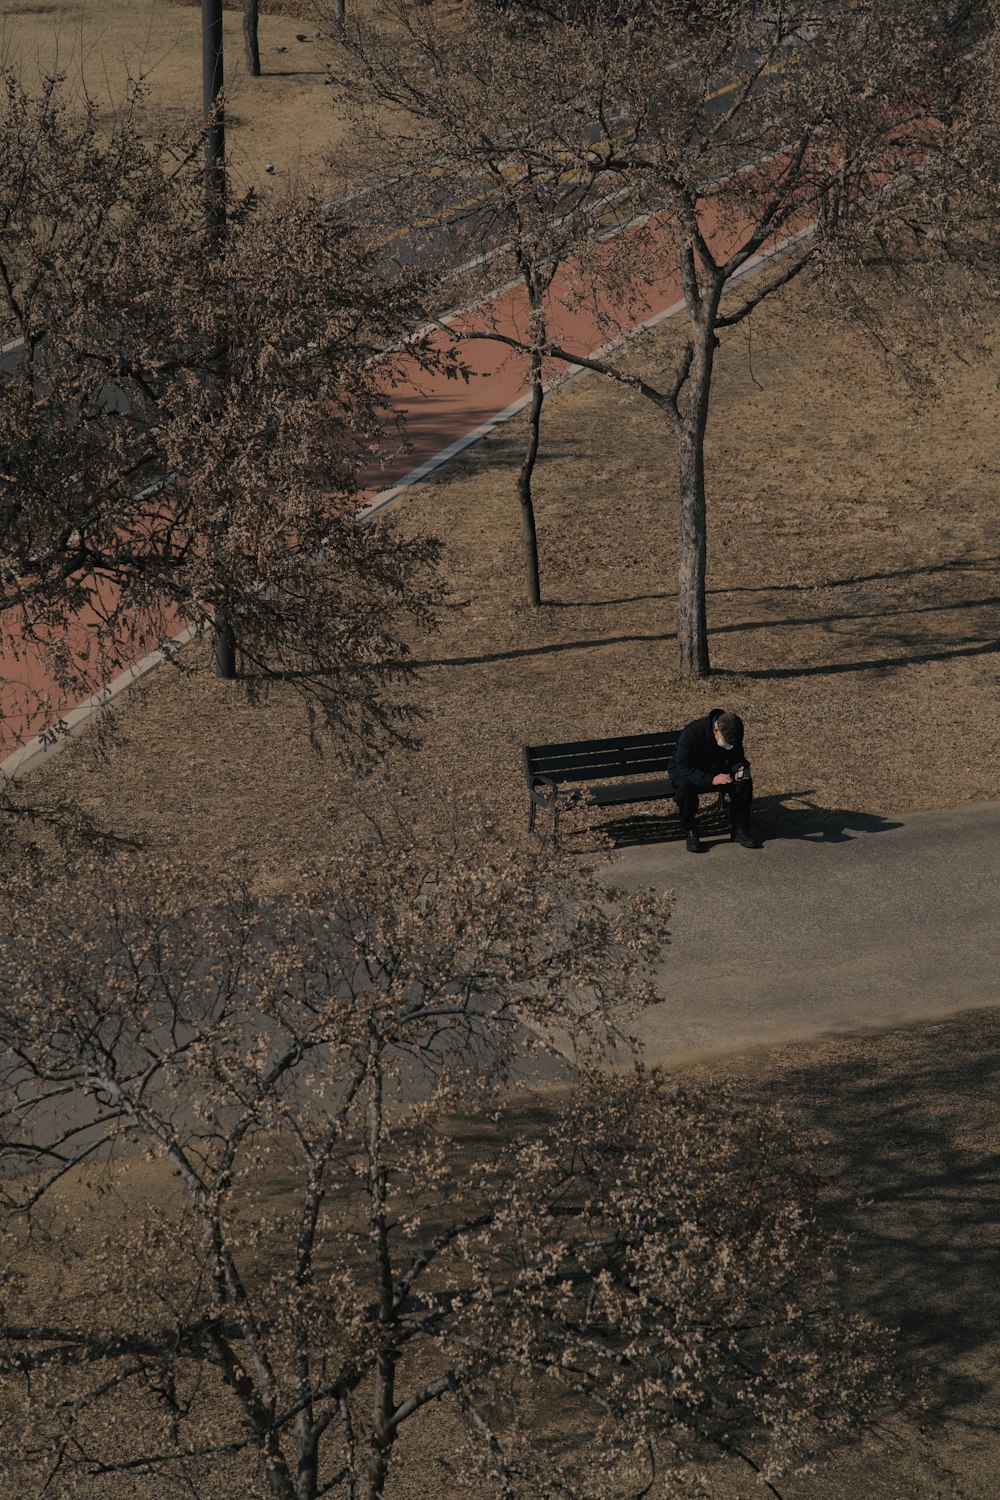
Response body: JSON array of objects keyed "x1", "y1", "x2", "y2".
[
  {"x1": 296, "y1": 33, "x2": 308, "y2": 41},
  {"x1": 272, "y1": 44, "x2": 287, "y2": 53},
  {"x1": 264, "y1": 161, "x2": 275, "y2": 174}
]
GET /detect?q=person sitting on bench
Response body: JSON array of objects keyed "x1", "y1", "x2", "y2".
[{"x1": 670, "y1": 708, "x2": 761, "y2": 853}]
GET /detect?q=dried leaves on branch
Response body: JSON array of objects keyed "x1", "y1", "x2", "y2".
[
  {"x1": 0, "y1": 71, "x2": 450, "y2": 757},
  {"x1": 807, "y1": 6, "x2": 1000, "y2": 376},
  {"x1": 0, "y1": 818, "x2": 894, "y2": 1499},
  {"x1": 329, "y1": 0, "x2": 993, "y2": 674}
]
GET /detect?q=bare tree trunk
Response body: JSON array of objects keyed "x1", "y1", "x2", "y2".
[
  {"x1": 201, "y1": 0, "x2": 239, "y2": 680},
  {"x1": 676, "y1": 322, "x2": 718, "y2": 679},
  {"x1": 244, "y1": 0, "x2": 261, "y2": 76},
  {"x1": 358, "y1": 1064, "x2": 396, "y2": 1500},
  {"x1": 332, "y1": 0, "x2": 346, "y2": 35},
  {"x1": 357, "y1": 1353, "x2": 394, "y2": 1500},
  {"x1": 202, "y1": 0, "x2": 226, "y2": 250},
  {"x1": 214, "y1": 606, "x2": 237, "y2": 677},
  {"x1": 517, "y1": 353, "x2": 544, "y2": 607},
  {"x1": 293, "y1": 1416, "x2": 320, "y2": 1500}
]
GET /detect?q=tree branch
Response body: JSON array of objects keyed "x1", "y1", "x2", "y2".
[{"x1": 715, "y1": 243, "x2": 815, "y2": 329}]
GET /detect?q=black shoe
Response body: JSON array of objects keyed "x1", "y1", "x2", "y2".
[
  {"x1": 685, "y1": 830, "x2": 706, "y2": 854},
  {"x1": 731, "y1": 826, "x2": 761, "y2": 849}
]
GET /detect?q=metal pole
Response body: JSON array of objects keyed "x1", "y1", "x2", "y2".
[{"x1": 201, "y1": 0, "x2": 236, "y2": 679}]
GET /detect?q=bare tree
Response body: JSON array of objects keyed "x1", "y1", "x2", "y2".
[
  {"x1": 0, "y1": 820, "x2": 894, "y2": 1498},
  {"x1": 333, "y1": 7, "x2": 627, "y2": 607},
  {"x1": 0, "y1": 71, "x2": 452, "y2": 759},
  {"x1": 553, "y1": 0, "x2": 980, "y2": 675},
  {"x1": 334, "y1": 0, "x2": 980, "y2": 674}
]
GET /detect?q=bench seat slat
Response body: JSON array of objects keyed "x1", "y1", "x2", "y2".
[{"x1": 588, "y1": 777, "x2": 676, "y2": 806}]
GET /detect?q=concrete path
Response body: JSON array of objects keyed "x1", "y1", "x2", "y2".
[{"x1": 607, "y1": 800, "x2": 1000, "y2": 1066}]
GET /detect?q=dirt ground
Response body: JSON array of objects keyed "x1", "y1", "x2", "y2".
[{"x1": 2, "y1": 0, "x2": 355, "y2": 189}]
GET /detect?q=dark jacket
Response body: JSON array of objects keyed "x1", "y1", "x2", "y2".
[{"x1": 670, "y1": 707, "x2": 749, "y2": 791}]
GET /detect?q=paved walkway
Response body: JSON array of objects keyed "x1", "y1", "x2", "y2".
[{"x1": 608, "y1": 800, "x2": 1000, "y2": 1066}]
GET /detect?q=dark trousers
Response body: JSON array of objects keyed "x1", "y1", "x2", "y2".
[{"x1": 673, "y1": 777, "x2": 753, "y2": 833}]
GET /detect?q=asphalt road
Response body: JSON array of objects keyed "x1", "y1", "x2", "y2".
[{"x1": 606, "y1": 800, "x2": 1000, "y2": 1065}]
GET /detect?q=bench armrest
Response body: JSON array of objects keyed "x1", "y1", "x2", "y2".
[{"x1": 527, "y1": 772, "x2": 560, "y2": 809}]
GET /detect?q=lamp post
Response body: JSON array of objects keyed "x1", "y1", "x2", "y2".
[{"x1": 201, "y1": 0, "x2": 237, "y2": 679}]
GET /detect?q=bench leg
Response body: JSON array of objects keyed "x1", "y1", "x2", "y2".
[{"x1": 528, "y1": 799, "x2": 537, "y2": 834}]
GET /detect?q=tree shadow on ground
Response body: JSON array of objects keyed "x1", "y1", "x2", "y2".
[
  {"x1": 743, "y1": 635, "x2": 1000, "y2": 681},
  {"x1": 734, "y1": 1008, "x2": 1000, "y2": 1439},
  {"x1": 414, "y1": 594, "x2": 1000, "y2": 673},
  {"x1": 549, "y1": 556, "x2": 1000, "y2": 612}
]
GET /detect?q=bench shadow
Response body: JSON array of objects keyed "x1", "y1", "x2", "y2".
[
  {"x1": 737, "y1": 1008, "x2": 1000, "y2": 1438},
  {"x1": 563, "y1": 792, "x2": 904, "y2": 849}
]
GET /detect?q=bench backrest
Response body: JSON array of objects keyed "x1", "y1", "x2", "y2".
[{"x1": 524, "y1": 731, "x2": 680, "y2": 786}]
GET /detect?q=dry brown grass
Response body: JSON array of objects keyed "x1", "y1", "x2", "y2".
[
  {"x1": 3, "y1": 0, "x2": 354, "y2": 189},
  {"x1": 21, "y1": 272, "x2": 1000, "y2": 885}
]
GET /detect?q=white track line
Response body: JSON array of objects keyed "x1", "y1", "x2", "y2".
[{"x1": 1, "y1": 626, "x2": 203, "y2": 781}]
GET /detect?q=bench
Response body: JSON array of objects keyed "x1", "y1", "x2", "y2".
[{"x1": 523, "y1": 730, "x2": 725, "y2": 839}]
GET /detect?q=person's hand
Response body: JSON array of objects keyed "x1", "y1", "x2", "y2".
[{"x1": 712, "y1": 773, "x2": 733, "y2": 785}]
